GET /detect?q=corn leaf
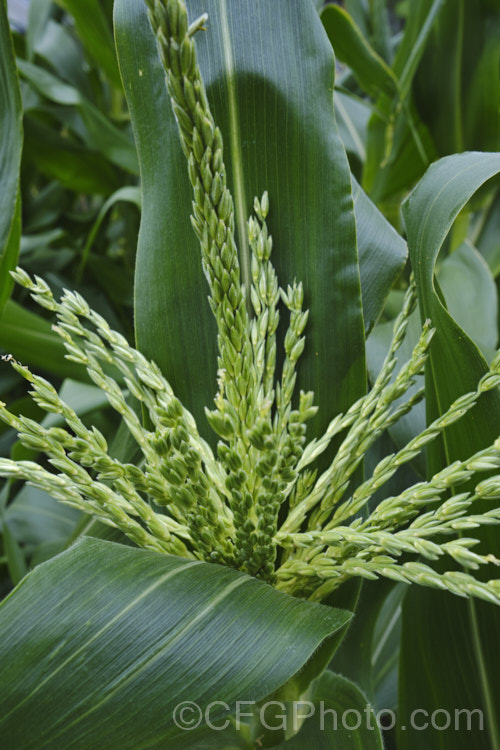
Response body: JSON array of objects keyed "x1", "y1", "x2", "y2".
[
  {"x1": 0, "y1": 537, "x2": 351, "y2": 748},
  {"x1": 399, "y1": 152, "x2": 500, "y2": 750},
  {"x1": 273, "y1": 671, "x2": 384, "y2": 749},
  {"x1": 115, "y1": 0, "x2": 367, "y2": 441}
]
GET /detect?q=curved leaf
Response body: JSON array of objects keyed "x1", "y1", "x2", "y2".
[
  {"x1": 399, "y1": 152, "x2": 500, "y2": 750},
  {"x1": 0, "y1": 0, "x2": 23, "y2": 312},
  {"x1": 274, "y1": 672, "x2": 384, "y2": 749},
  {"x1": 403, "y1": 151, "x2": 500, "y2": 459},
  {"x1": 115, "y1": 0, "x2": 366, "y2": 441},
  {"x1": 0, "y1": 537, "x2": 351, "y2": 749}
]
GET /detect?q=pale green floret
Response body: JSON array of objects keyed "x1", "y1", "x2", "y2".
[{"x1": 0, "y1": 0, "x2": 499, "y2": 605}]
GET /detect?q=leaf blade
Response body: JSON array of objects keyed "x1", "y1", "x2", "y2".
[
  {"x1": 399, "y1": 151, "x2": 500, "y2": 750},
  {"x1": 274, "y1": 671, "x2": 384, "y2": 749},
  {"x1": 115, "y1": 0, "x2": 366, "y2": 441},
  {"x1": 0, "y1": 537, "x2": 351, "y2": 749}
]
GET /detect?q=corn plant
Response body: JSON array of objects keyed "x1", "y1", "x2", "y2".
[{"x1": 0, "y1": 1, "x2": 499, "y2": 748}]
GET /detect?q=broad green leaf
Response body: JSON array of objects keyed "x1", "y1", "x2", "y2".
[
  {"x1": 0, "y1": 300, "x2": 89, "y2": 381},
  {"x1": 399, "y1": 152, "x2": 500, "y2": 750},
  {"x1": 0, "y1": 537, "x2": 351, "y2": 749},
  {"x1": 0, "y1": 0, "x2": 23, "y2": 312},
  {"x1": 54, "y1": 0, "x2": 122, "y2": 88},
  {"x1": 273, "y1": 672, "x2": 384, "y2": 749},
  {"x1": 163, "y1": 720, "x2": 247, "y2": 750},
  {"x1": 321, "y1": 5, "x2": 398, "y2": 100},
  {"x1": 115, "y1": 0, "x2": 366, "y2": 443},
  {"x1": 17, "y1": 60, "x2": 138, "y2": 174}
]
